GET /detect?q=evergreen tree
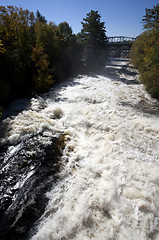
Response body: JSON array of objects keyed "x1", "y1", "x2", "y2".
[
  {"x1": 58, "y1": 22, "x2": 73, "y2": 40},
  {"x1": 36, "y1": 10, "x2": 47, "y2": 23},
  {"x1": 142, "y1": 4, "x2": 159, "y2": 30},
  {"x1": 81, "y1": 10, "x2": 108, "y2": 70}
]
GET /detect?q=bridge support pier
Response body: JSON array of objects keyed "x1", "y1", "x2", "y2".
[{"x1": 107, "y1": 36, "x2": 136, "y2": 58}]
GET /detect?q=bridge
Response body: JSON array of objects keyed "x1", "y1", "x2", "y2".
[{"x1": 107, "y1": 36, "x2": 136, "y2": 57}]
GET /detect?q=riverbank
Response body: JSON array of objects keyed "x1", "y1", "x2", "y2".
[{"x1": 0, "y1": 59, "x2": 159, "y2": 240}]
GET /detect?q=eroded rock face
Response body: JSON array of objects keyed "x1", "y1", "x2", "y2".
[{"x1": 0, "y1": 134, "x2": 64, "y2": 240}]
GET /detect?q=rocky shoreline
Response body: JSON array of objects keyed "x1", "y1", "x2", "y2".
[{"x1": 0, "y1": 133, "x2": 65, "y2": 240}]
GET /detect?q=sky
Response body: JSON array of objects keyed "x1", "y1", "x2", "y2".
[{"x1": 0, "y1": 0, "x2": 158, "y2": 37}]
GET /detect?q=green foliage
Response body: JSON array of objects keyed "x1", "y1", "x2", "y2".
[
  {"x1": 0, "y1": 5, "x2": 35, "y2": 101},
  {"x1": 0, "y1": 40, "x2": 5, "y2": 53},
  {"x1": 142, "y1": 4, "x2": 159, "y2": 30},
  {"x1": 58, "y1": 22, "x2": 73, "y2": 40},
  {"x1": 130, "y1": 27, "x2": 159, "y2": 99},
  {"x1": 31, "y1": 44, "x2": 54, "y2": 91},
  {"x1": 36, "y1": 10, "x2": 47, "y2": 23},
  {"x1": 135, "y1": 4, "x2": 159, "y2": 99},
  {"x1": 0, "y1": 6, "x2": 108, "y2": 110},
  {"x1": 0, "y1": 5, "x2": 82, "y2": 108},
  {"x1": 81, "y1": 10, "x2": 108, "y2": 70},
  {"x1": 56, "y1": 22, "x2": 82, "y2": 79}
]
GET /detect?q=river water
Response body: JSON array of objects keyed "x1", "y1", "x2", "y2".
[{"x1": 1, "y1": 59, "x2": 159, "y2": 240}]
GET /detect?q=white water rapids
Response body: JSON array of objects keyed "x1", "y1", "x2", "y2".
[{"x1": 2, "y1": 59, "x2": 159, "y2": 239}]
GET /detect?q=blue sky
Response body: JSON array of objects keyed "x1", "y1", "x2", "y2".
[{"x1": 0, "y1": 0, "x2": 158, "y2": 37}]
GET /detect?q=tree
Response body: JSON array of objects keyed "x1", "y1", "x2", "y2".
[
  {"x1": 36, "y1": 10, "x2": 47, "y2": 23},
  {"x1": 31, "y1": 44, "x2": 54, "y2": 91},
  {"x1": 130, "y1": 4, "x2": 159, "y2": 99},
  {"x1": 0, "y1": 5, "x2": 83, "y2": 112},
  {"x1": 81, "y1": 10, "x2": 107, "y2": 70},
  {"x1": 0, "y1": 40, "x2": 5, "y2": 53},
  {"x1": 0, "y1": 6, "x2": 35, "y2": 100},
  {"x1": 142, "y1": 4, "x2": 159, "y2": 30},
  {"x1": 58, "y1": 22, "x2": 73, "y2": 40}
]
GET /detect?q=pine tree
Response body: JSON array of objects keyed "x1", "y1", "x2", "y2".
[
  {"x1": 81, "y1": 10, "x2": 107, "y2": 70},
  {"x1": 36, "y1": 10, "x2": 47, "y2": 23},
  {"x1": 142, "y1": 4, "x2": 159, "y2": 30}
]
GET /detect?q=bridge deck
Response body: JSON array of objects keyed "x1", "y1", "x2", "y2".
[
  {"x1": 108, "y1": 36, "x2": 136, "y2": 43},
  {"x1": 107, "y1": 36, "x2": 136, "y2": 57}
]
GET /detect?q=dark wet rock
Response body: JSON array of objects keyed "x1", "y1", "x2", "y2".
[{"x1": 0, "y1": 133, "x2": 65, "y2": 240}]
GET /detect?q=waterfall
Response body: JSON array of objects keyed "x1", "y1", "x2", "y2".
[{"x1": 0, "y1": 59, "x2": 159, "y2": 240}]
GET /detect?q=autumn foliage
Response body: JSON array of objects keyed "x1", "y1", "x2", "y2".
[
  {"x1": 130, "y1": 4, "x2": 159, "y2": 99},
  {"x1": 0, "y1": 6, "x2": 82, "y2": 109}
]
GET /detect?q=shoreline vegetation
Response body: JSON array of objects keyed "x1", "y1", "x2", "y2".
[
  {"x1": 130, "y1": 4, "x2": 159, "y2": 100},
  {"x1": 0, "y1": 4, "x2": 159, "y2": 118},
  {"x1": 0, "y1": 7, "x2": 107, "y2": 118}
]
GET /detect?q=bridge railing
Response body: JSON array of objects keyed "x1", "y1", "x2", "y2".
[{"x1": 108, "y1": 36, "x2": 136, "y2": 43}]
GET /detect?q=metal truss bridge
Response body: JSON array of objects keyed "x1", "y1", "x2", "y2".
[{"x1": 107, "y1": 36, "x2": 136, "y2": 57}]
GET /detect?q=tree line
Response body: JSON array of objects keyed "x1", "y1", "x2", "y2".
[
  {"x1": 0, "y1": 6, "x2": 107, "y2": 116},
  {"x1": 1, "y1": 4, "x2": 158, "y2": 119},
  {"x1": 130, "y1": 4, "x2": 159, "y2": 99}
]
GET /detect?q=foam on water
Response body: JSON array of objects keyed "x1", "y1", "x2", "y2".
[{"x1": 1, "y1": 59, "x2": 159, "y2": 239}]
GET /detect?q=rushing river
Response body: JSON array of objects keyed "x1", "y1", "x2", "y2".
[{"x1": 0, "y1": 59, "x2": 159, "y2": 240}]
